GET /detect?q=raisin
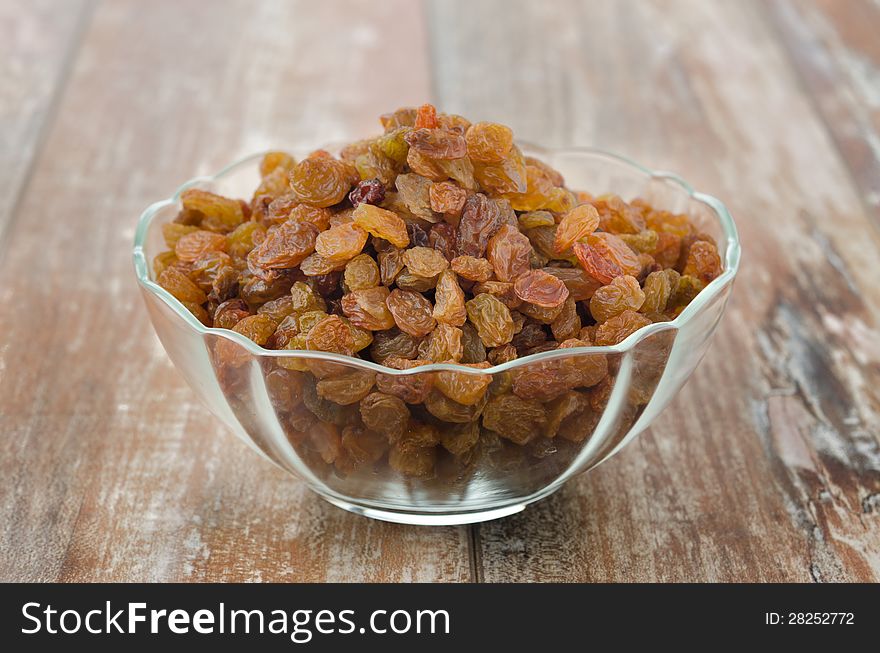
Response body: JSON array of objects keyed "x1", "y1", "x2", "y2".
[
  {"x1": 439, "y1": 421, "x2": 480, "y2": 455},
  {"x1": 640, "y1": 270, "x2": 672, "y2": 314},
  {"x1": 343, "y1": 253, "x2": 380, "y2": 291},
  {"x1": 425, "y1": 390, "x2": 487, "y2": 423},
  {"x1": 460, "y1": 323, "x2": 487, "y2": 364},
  {"x1": 551, "y1": 296, "x2": 581, "y2": 342},
  {"x1": 590, "y1": 275, "x2": 646, "y2": 323},
  {"x1": 395, "y1": 173, "x2": 436, "y2": 222},
  {"x1": 450, "y1": 255, "x2": 494, "y2": 282},
  {"x1": 472, "y1": 280, "x2": 521, "y2": 310},
  {"x1": 512, "y1": 322, "x2": 547, "y2": 353},
  {"x1": 352, "y1": 203, "x2": 409, "y2": 247},
  {"x1": 157, "y1": 267, "x2": 207, "y2": 304},
  {"x1": 214, "y1": 299, "x2": 251, "y2": 329},
  {"x1": 389, "y1": 441, "x2": 436, "y2": 477},
  {"x1": 455, "y1": 193, "x2": 502, "y2": 257},
  {"x1": 413, "y1": 103, "x2": 438, "y2": 129},
  {"x1": 473, "y1": 147, "x2": 527, "y2": 194},
  {"x1": 513, "y1": 269, "x2": 569, "y2": 308},
  {"x1": 435, "y1": 366, "x2": 492, "y2": 405},
  {"x1": 370, "y1": 329, "x2": 420, "y2": 363},
  {"x1": 232, "y1": 314, "x2": 278, "y2": 345},
  {"x1": 341, "y1": 286, "x2": 396, "y2": 331},
  {"x1": 316, "y1": 369, "x2": 376, "y2": 405},
  {"x1": 400, "y1": 246, "x2": 447, "y2": 279},
  {"x1": 593, "y1": 310, "x2": 652, "y2": 346},
  {"x1": 554, "y1": 203, "x2": 600, "y2": 254},
  {"x1": 573, "y1": 242, "x2": 623, "y2": 284},
  {"x1": 418, "y1": 323, "x2": 463, "y2": 362},
  {"x1": 305, "y1": 315, "x2": 355, "y2": 355},
  {"x1": 428, "y1": 222, "x2": 457, "y2": 261},
  {"x1": 593, "y1": 195, "x2": 646, "y2": 234},
  {"x1": 586, "y1": 232, "x2": 642, "y2": 276},
  {"x1": 315, "y1": 222, "x2": 368, "y2": 263},
  {"x1": 518, "y1": 211, "x2": 555, "y2": 230},
  {"x1": 378, "y1": 248, "x2": 406, "y2": 285},
  {"x1": 482, "y1": 394, "x2": 546, "y2": 445},
  {"x1": 375, "y1": 358, "x2": 434, "y2": 404},
  {"x1": 404, "y1": 128, "x2": 467, "y2": 159},
  {"x1": 290, "y1": 155, "x2": 351, "y2": 208},
  {"x1": 433, "y1": 269, "x2": 467, "y2": 326},
  {"x1": 542, "y1": 266, "x2": 601, "y2": 301},
  {"x1": 683, "y1": 240, "x2": 722, "y2": 284},
  {"x1": 386, "y1": 289, "x2": 436, "y2": 337},
  {"x1": 429, "y1": 181, "x2": 467, "y2": 217},
  {"x1": 180, "y1": 189, "x2": 245, "y2": 232},
  {"x1": 174, "y1": 230, "x2": 227, "y2": 263},
  {"x1": 249, "y1": 221, "x2": 319, "y2": 270},
  {"x1": 486, "y1": 224, "x2": 533, "y2": 282},
  {"x1": 348, "y1": 178, "x2": 386, "y2": 207},
  {"x1": 465, "y1": 122, "x2": 514, "y2": 163},
  {"x1": 360, "y1": 392, "x2": 410, "y2": 441},
  {"x1": 406, "y1": 222, "x2": 430, "y2": 248},
  {"x1": 381, "y1": 107, "x2": 418, "y2": 131},
  {"x1": 466, "y1": 293, "x2": 515, "y2": 347}
]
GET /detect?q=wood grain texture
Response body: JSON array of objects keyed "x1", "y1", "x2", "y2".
[
  {"x1": 428, "y1": 0, "x2": 880, "y2": 582},
  {"x1": 765, "y1": 0, "x2": 880, "y2": 226},
  {"x1": 2, "y1": 0, "x2": 879, "y2": 583},
  {"x1": 0, "y1": 0, "x2": 90, "y2": 243},
  {"x1": 0, "y1": 0, "x2": 471, "y2": 583}
]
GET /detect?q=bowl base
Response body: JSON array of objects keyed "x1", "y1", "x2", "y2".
[{"x1": 318, "y1": 494, "x2": 543, "y2": 526}]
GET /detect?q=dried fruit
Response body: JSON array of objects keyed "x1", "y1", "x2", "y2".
[
  {"x1": 418, "y1": 323, "x2": 463, "y2": 362},
  {"x1": 156, "y1": 105, "x2": 722, "y2": 469},
  {"x1": 429, "y1": 181, "x2": 467, "y2": 216},
  {"x1": 683, "y1": 240, "x2": 722, "y2": 284},
  {"x1": 315, "y1": 222, "x2": 368, "y2": 263},
  {"x1": 486, "y1": 224, "x2": 532, "y2": 282},
  {"x1": 573, "y1": 241, "x2": 623, "y2": 284},
  {"x1": 341, "y1": 286, "x2": 396, "y2": 331},
  {"x1": 455, "y1": 193, "x2": 502, "y2": 257},
  {"x1": 386, "y1": 289, "x2": 436, "y2": 337},
  {"x1": 360, "y1": 392, "x2": 410, "y2": 441},
  {"x1": 554, "y1": 204, "x2": 600, "y2": 254},
  {"x1": 482, "y1": 394, "x2": 546, "y2": 445},
  {"x1": 433, "y1": 270, "x2": 467, "y2": 326},
  {"x1": 466, "y1": 293, "x2": 514, "y2": 347},
  {"x1": 305, "y1": 315, "x2": 355, "y2": 355},
  {"x1": 344, "y1": 253, "x2": 380, "y2": 291},
  {"x1": 465, "y1": 122, "x2": 514, "y2": 163},
  {"x1": 513, "y1": 269, "x2": 569, "y2": 308},
  {"x1": 180, "y1": 188, "x2": 245, "y2": 231},
  {"x1": 249, "y1": 221, "x2": 319, "y2": 270},
  {"x1": 352, "y1": 203, "x2": 409, "y2": 247},
  {"x1": 589, "y1": 275, "x2": 646, "y2": 323},
  {"x1": 157, "y1": 267, "x2": 207, "y2": 304},
  {"x1": 450, "y1": 255, "x2": 494, "y2": 282},
  {"x1": 593, "y1": 310, "x2": 652, "y2": 346},
  {"x1": 348, "y1": 178, "x2": 386, "y2": 208},
  {"x1": 290, "y1": 155, "x2": 351, "y2": 207},
  {"x1": 402, "y1": 246, "x2": 449, "y2": 278},
  {"x1": 317, "y1": 369, "x2": 376, "y2": 405},
  {"x1": 404, "y1": 128, "x2": 467, "y2": 159}
]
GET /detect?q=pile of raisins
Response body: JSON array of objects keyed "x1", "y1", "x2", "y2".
[{"x1": 154, "y1": 104, "x2": 722, "y2": 478}]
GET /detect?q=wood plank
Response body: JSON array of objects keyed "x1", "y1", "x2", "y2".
[
  {"x1": 0, "y1": 0, "x2": 90, "y2": 243},
  {"x1": 765, "y1": 0, "x2": 880, "y2": 226},
  {"x1": 0, "y1": 0, "x2": 471, "y2": 582},
  {"x1": 428, "y1": 0, "x2": 880, "y2": 581}
]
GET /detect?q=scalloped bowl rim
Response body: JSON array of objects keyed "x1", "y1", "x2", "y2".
[{"x1": 133, "y1": 145, "x2": 741, "y2": 377}]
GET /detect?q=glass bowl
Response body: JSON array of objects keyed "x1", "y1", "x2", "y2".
[{"x1": 133, "y1": 146, "x2": 740, "y2": 525}]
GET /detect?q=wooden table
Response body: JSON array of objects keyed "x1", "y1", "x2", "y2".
[{"x1": 2, "y1": 0, "x2": 878, "y2": 582}]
